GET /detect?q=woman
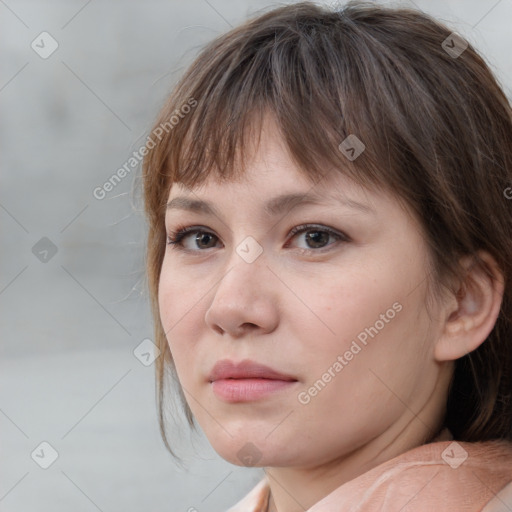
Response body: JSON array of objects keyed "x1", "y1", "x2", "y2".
[{"x1": 141, "y1": 1, "x2": 512, "y2": 510}]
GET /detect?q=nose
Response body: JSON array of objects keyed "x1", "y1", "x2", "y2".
[{"x1": 204, "y1": 252, "x2": 280, "y2": 338}]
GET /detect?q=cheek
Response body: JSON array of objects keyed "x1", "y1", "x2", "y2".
[
  {"x1": 158, "y1": 258, "x2": 202, "y2": 328},
  {"x1": 291, "y1": 289, "x2": 428, "y2": 449},
  {"x1": 292, "y1": 259, "x2": 426, "y2": 384},
  {"x1": 293, "y1": 267, "x2": 397, "y2": 345},
  {"x1": 157, "y1": 265, "x2": 204, "y2": 374}
]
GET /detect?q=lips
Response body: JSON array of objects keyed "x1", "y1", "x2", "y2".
[
  {"x1": 209, "y1": 359, "x2": 297, "y2": 382},
  {"x1": 208, "y1": 359, "x2": 298, "y2": 402}
]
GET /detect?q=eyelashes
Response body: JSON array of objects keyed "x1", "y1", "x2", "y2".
[
  {"x1": 166, "y1": 223, "x2": 349, "y2": 254},
  {"x1": 167, "y1": 225, "x2": 217, "y2": 250}
]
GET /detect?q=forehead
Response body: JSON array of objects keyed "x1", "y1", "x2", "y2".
[
  {"x1": 168, "y1": 130, "x2": 364, "y2": 199},
  {"x1": 166, "y1": 112, "x2": 400, "y2": 218},
  {"x1": 165, "y1": 164, "x2": 383, "y2": 223}
]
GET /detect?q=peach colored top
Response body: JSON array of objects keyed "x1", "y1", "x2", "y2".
[{"x1": 227, "y1": 430, "x2": 512, "y2": 512}]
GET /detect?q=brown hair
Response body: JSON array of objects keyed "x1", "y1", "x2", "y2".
[{"x1": 141, "y1": 1, "x2": 512, "y2": 456}]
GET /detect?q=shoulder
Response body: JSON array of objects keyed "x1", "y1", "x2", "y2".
[
  {"x1": 364, "y1": 439, "x2": 512, "y2": 512},
  {"x1": 481, "y1": 481, "x2": 512, "y2": 512},
  {"x1": 308, "y1": 438, "x2": 512, "y2": 512}
]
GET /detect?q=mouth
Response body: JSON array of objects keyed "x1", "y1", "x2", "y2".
[{"x1": 208, "y1": 359, "x2": 298, "y2": 402}]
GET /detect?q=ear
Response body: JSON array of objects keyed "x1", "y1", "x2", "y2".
[{"x1": 434, "y1": 251, "x2": 505, "y2": 362}]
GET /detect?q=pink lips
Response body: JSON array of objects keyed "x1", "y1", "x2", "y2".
[{"x1": 209, "y1": 359, "x2": 298, "y2": 402}]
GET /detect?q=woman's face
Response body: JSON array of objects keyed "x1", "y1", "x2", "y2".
[{"x1": 159, "y1": 118, "x2": 450, "y2": 469}]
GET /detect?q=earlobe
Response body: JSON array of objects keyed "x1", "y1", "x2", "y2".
[{"x1": 434, "y1": 251, "x2": 504, "y2": 362}]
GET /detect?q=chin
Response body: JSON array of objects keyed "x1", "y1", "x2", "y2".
[{"x1": 205, "y1": 432, "x2": 270, "y2": 467}]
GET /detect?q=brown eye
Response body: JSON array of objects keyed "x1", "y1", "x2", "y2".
[
  {"x1": 303, "y1": 229, "x2": 331, "y2": 249},
  {"x1": 167, "y1": 226, "x2": 220, "y2": 251},
  {"x1": 287, "y1": 224, "x2": 347, "y2": 252},
  {"x1": 166, "y1": 223, "x2": 348, "y2": 254},
  {"x1": 193, "y1": 232, "x2": 218, "y2": 249}
]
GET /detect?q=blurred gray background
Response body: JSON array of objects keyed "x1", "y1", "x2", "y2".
[{"x1": 1, "y1": 0, "x2": 511, "y2": 510}]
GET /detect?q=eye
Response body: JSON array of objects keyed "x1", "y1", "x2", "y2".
[
  {"x1": 166, "y1": 225, "x2": 220, "y2": 251},
  {"x1": 166, "y1": 223, "x2": 348, "y2": 253},
  {"x1": 286, "y1": 224, "x2": 348, "y2": 251}
]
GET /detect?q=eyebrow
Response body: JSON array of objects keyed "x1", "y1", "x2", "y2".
[{"x1": 166, "y1": 192, "x2": 376, "y2": 218}]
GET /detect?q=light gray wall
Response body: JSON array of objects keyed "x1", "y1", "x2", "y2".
[{"x1": 1, "y1": 1, "x2": 510, "y2": 511}]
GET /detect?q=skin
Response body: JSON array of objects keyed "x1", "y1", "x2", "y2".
[{"x1": 158, "y1": 116, "x2": 504, "y2": 512}]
